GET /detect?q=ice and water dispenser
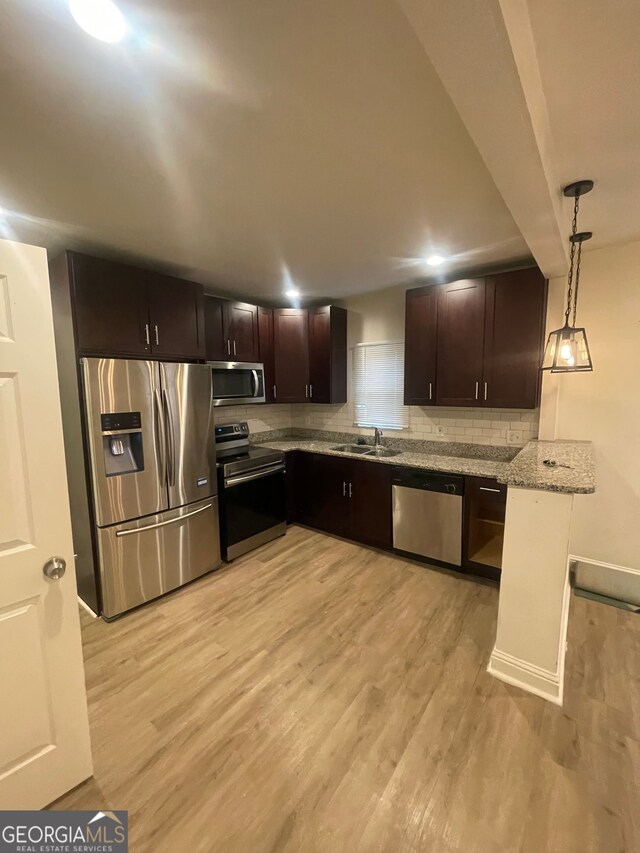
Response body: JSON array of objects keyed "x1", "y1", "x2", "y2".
[{"x1": 100, "y1": 411, "x2": 145, "y2": 476}]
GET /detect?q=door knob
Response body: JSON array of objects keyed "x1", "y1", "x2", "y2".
[{"x1": 43, "y1": 557, "x2": 66, "y2": 580}]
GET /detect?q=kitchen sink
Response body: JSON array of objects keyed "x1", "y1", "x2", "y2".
[{"x1": 331, "y1": 444, "x2": 401, "y2": 458}]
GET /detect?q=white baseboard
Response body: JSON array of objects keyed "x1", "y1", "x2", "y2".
[
  {"x1": 571, "y1": 555, "x2": 640, "y2": 607},
  {"x1": 488, "y1": 648, "x2": 563, "y2": 705}
]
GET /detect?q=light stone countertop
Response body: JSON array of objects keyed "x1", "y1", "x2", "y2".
[
  {"x1": 256, "y1": 435, "x2": 596, "y2": 495},
  {"x1": 503, "y1": 439, "x2": 596, "y2": 494}
]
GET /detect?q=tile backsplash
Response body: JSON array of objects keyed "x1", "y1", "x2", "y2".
[
  {"x1": 213, "y1": 404, "x2": 292, "y2": 434},
  {"x1": 291, "y1": 403, "x2": 539, "y2": 447},
  {"x1": 214, "y1": 402, "x2": 539, "y2": 447}
]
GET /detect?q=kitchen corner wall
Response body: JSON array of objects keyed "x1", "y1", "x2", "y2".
[
  {"x1": 215, "y1": 281, "x2": 541, "y2": 447},
  {"x1": 332, "y1": 282, "x2": 540, "y2": 448}
]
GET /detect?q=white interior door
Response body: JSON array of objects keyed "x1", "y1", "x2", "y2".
[{"x1": 0, "y1": 237, "x2": 92, "y2": 808}]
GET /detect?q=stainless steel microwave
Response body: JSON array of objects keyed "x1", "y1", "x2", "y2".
[{"x1": 209, "y1": 361, "x2": 266, "y2": 406}]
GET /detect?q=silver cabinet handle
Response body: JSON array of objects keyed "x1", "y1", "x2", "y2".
[
  {"x1": 479, "y1": 486, "x2": 501, "y2": 493},
  {"x1": 484, "y1": 382, "x2": 488, "y2": 401},
  {"x1": 154, "y1": 324, "x2": 159, "y2": 346},
  {"x1": 43, "y1": 556, "x2": 66, "y2": 580},
  {"x1": 475, "y1": 381, "x2": 479, "y2": 400},
  {"x1": 342, "y1": 481, "x2": 346, "y2": 497},
  {"x1": 349, "y1": 482, "x2": 353, "y2": 498},
  {"x1": 144, "y1": 324, "x2": 150, "y2": 346},
  {"x1": 305, "y1": 384, "x2": 309, "y2": 398},
  {"x1": 116, "y1": 503, "x2": 213, "y2": 537},
  {"x1": 226, "y1": 340, "x2": 231, "y2": 356},
  {"x1": 309, "y1": 383, "x2": 313, "y2": 398},
  {"x1": 429, "y1": 381, "x2": 433, "y2": 401},
  {"x1": 233, "y1": 340, "x2": 237, "y2": 356},
  {"x1": 273, "y1": 385, "x2": 277, "y2": 399}
]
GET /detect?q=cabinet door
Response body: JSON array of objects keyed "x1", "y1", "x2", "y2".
[
  {"x1": 348, "y1": 459, "x2": 392, "y2": 549},
  {"x1": 295, "y1": 452, "x2": 349, "y2": 535},
  {"x1": 204, "y1": 296, "x2": 229, "y2": 361},
  {"x1": 70, "y1": 253, "x2": 150, "y2": 357},
  {"x1": 483, "y1": 269, "x2": 547, "y2": 409},
  {"x1": 404, "y1": 285, "x2": 438, "y2": 406},
  {"x1": 148, "y1": 274, "x2": 204, "y2": 360},
  {"x1": 436, "y1": 278, "x2": 486, "y2": 407},
  {"x1": 227, "y1": 301, "x2": 260, "y2": 362},
  {"x1": 273, "y1": 308, "x2": 310, "y2": 403},
  {"x1": 308, "y1": 306, "x2": 347, "y2": 404},
  {"x1": 463, "y1": 476, "x2": 507, "y2": 581},
  {"x1": 258, "y1": 307, "x2": 276, "y2": 403}
]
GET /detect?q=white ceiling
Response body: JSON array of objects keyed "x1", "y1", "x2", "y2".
[
  {"x1": 2, "y1": 1, "x2": 638, "y2": 300},
  {"x1": 0, "y1": 0, "x2": 529, "y2": 299},
  {"x1": 528, "y1": 0, "x2": 640, "y2": 251}
]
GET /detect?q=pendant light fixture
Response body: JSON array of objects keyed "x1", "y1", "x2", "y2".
[{"x1": 541, "y1": 180, "x2": 594, "y2": 373}]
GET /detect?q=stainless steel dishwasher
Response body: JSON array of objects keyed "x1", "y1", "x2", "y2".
[{"x1": 392, "y1": 471, "x2": 464, "y2": 566}]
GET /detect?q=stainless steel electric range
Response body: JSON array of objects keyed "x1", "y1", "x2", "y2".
[{"x1": 215, "y1": 422, "x2": 286, "y2": 561}]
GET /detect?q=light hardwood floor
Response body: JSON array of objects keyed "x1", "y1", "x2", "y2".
[{"x1": 53, "y1": 526, "x2": 640, "y2": 852}]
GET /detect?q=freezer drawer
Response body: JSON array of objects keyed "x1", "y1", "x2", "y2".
[
  {"x1": 392, "y1": 484, "x2": 462, "y2": 566},
  {"x1": 97, "y1": 497, "x2": 221, "y2": 618}
]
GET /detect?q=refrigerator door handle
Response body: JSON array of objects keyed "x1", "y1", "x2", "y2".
[
  {"x1": 153, "y1": 387, "x2": 167, "y2": 484},
  {"x1": 115, "y1": 503, "x2": 213, "y2": 537},
  {"x1": 161, "y1": 388, "x2": 176, "y2": 486}
]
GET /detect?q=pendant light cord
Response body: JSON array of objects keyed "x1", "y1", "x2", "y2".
[{"x1": 564, "y1": 193, "x2": 580, "y2": 326}]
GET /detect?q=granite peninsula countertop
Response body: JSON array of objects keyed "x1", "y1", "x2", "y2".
[
  {"x1": 254, "y1": 433, "x2": 596, "y2": 495},
  {"x1": 502, "y1": 439, "x2": 596, "y2": 494}
]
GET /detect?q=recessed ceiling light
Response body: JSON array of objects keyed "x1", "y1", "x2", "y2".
[
  {"x1": 69, "y1": 0, "x2": 128, "y2": 43},
  {"x1": 285, "y1": 288, "x2": 300, "y2": 299},
  {"x1": 426, "y1": 254, "x2": 446, "y2": 266}
]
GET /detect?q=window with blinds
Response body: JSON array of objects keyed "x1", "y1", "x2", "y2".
[{"x1": 353, "y1": 341, "x2": 409, "y2": 430}]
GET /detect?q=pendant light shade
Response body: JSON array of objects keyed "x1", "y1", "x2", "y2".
[
  {"x1": 541, "y1": 180, "x2": 594, "y2": 373},
  {"x1": 541, "y1": 324, "x2": 593, "y2": 372}
]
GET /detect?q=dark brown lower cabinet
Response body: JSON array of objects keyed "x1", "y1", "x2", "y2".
[
  {"x1": 463, "y1": 476, "x2": 507, "y2": 581},
  {"x1": 288, "y1": 452, "x2": 392, "y2": 550}
]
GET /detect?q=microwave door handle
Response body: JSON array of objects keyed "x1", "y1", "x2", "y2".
[{"x1": 251, "y1": 369, "x2": 259, "y2": 397}]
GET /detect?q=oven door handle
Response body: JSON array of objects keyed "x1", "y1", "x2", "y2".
[{"x1": 225, "y1": 463, "x2": 285, "y2": 488}]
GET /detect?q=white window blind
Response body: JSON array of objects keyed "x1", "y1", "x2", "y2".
[{"x1": 353, "y1": 341, "x2": 408, "y2": 430}]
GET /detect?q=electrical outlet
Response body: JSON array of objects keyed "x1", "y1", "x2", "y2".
[
  {"x1": 435, "y1": 425, "x2": 446, "y2": 437},
  {"x1": 507, "y1": 429, "x2": 522, "y2": 445}
]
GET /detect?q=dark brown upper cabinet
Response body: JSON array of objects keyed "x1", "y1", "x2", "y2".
[
  {"x1": 147, "y1": 272, "x2": 205, "y2": 360},
  {"x1": 436, "y1": 278, "x2": 486, "y2": 407},
  {"x1": 258, "y1": 307, "x2": 276, "y2": 403},
  {"x1": 308, "y1": 306, "x2": 347, "y2": 404},
  {"x1": 482, "y1": 268, "x2": 547, "y2": 409},
  {"x1": 63, "y1": 252, "x2": 204, "y2": 360},
  {"x1": 203, "y1": 296, "x2": 228, "y2": 361},
  {"x1": 203, "y1": 296, "x2": 259, "y2": 362},
  {"x1": 273, "y1": 308, "x2": 310, "y2": 403},
  {"x1": 69, "y1": 253, "x2": 151, "y2": 357},
  {"x1": 404, "y1": 284, "x2": 438, "y2": 406}
]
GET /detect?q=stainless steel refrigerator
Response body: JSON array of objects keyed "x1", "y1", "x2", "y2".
[{"x1": 81, "y1": 357, "x2": 221, "y2": 618}]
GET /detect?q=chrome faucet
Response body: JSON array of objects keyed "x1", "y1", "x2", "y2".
[{"x1": 374, "y1": 427, "x2": 383, "y2": 447}]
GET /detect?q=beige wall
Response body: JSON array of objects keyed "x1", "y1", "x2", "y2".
[{"x1": 540, "y1": 239, "x2": 640, "y2": 572}]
